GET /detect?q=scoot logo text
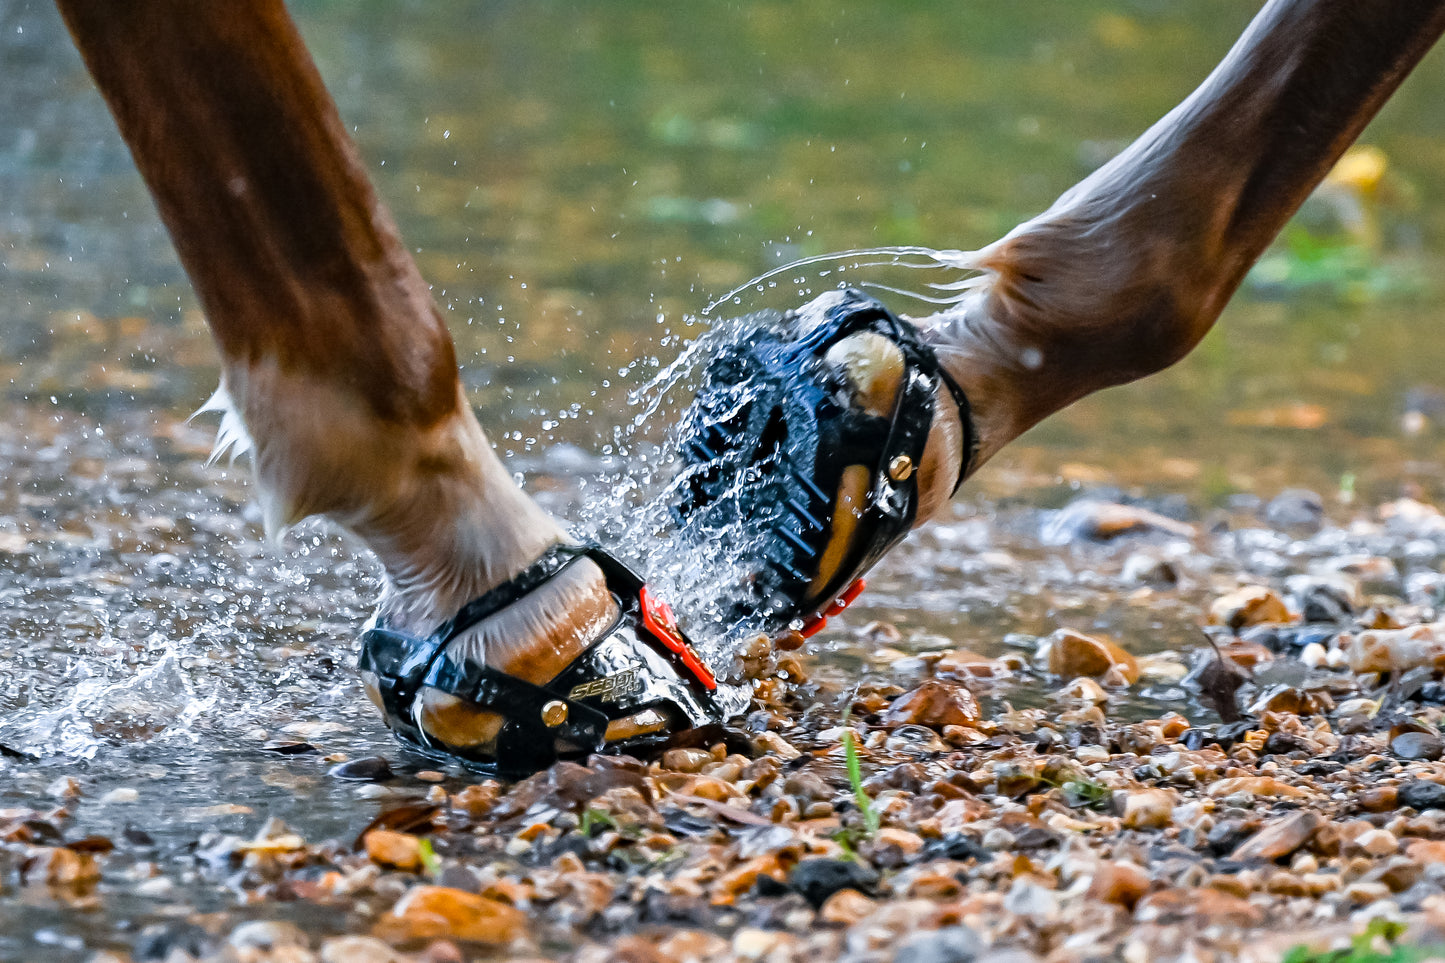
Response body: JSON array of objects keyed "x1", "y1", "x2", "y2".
[{"x1": 568, "y1": 670, "x2": 642, "y2": 703}]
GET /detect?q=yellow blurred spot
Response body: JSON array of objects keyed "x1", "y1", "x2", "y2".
[
  {"x1": 1092, "y1": 13, "x2": 1144, "y2": 50},
  {"x1": 1226, "y1": 403, "x2": 1328, "y2": 430},
  {"x1": 1327, "y1": 145, "x2": 1388, "y2": 196}
]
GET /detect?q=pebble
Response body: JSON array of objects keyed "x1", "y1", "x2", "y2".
[
  {"x1": 1398, "y1": 780, "x2": 1445, "y2": 812},
  {"x1": 374, "y1": 885, "x2": 526, "y2": 945},
  {"x1": 320, "y1": 936, "x2": 405, "y2": 963},
  {"x1": 1352, "y1": 829, "x2": 1399, "y2": 858},
  {"x1": 1391, "y1": 730, "x2": 1445, "y2": 761},
  {"x1": 1038, "y1": 629, "x2": 1140, "y2": 685},
  {"x1": 365, "y1": 830, "x2": 423, "y2": 871},
  {"x1": 416, "y1": 770, "x2": 446, "y2": 783},
  {"x1": 788, "y1": 859, "x2": 877, "y2": 910},
  {"x1": 46, "y1": 776, "x2": 81, "y2": 800},
  {"x1": 329, "y1": 756, "x2": 394, "y2": 782},
  {"x1": 1229, "y1": 811, "x2": 1320, "y2": 862},
  {"x1": 893, "y1": 927, "x2": 985, "y2": 963},
  {"x1": 100, "y1": 787, "x2": 139, "y2": 804},
  {"x1": 1135, "y1": 887, "x2": 1263, "y2": 926},
  {"x1": 818, "y1": 888, "x2": 876, "y2": 925},
  {"x1": 874, "y1": 827, "x2": 924, "y2": 854},
  {"x1": 228, "y1": 921, "x2": 309, "y2": 953},
  {"x1": 1342, "y1": 621, "x2": 1445, "y2": 673},
  {"x1": 1121, "y1": 789, "x2": 1176, "y2": 829},
  {"x1": 663, "y1": 748, "x2": 713, "y2": 772},
  {"x1": 1210, "y1": 586, "x2": 1290, "y2": 631},
  {"x1": 881, "y1": 680, "x2": 980, "y2": 728},
  {"x1": 1087, "y1": 861, "x2": 1150, "y2": 908},
  {"x1": 1120, "y1": 552, "x2": 1179, "y2": 586},
  {"x1": 1042, "y1": 499, "x2": 1195, "y2": 544}
]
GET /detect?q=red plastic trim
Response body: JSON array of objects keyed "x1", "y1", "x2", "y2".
[{"x1": 639, "y1": 586, "x2": 718, "y2": 690}]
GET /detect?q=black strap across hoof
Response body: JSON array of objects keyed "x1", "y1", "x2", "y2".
[
  {"x1": 672, "y1": 288, "x2": 978, "y2": 629},
  {"x1": 358, "y1": 543, "x2": 741, "y2": 776}
]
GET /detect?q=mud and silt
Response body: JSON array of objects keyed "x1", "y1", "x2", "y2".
[{"x1": 10, "y1": 389, "x2": 1445, "y2": 961}]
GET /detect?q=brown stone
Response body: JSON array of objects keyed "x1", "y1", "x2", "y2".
[
  {"x1": 1355, "y1": 787, "x2": 1399, "y2": 812},
  {"x1": 1406, "y1": 839, "x2": 1445, "y2": 863},
  {"x1": 1121, "y1": 789, "x2": 1176, "y2": 829},
  {"x1": 881, "y1": 680, "x2": 980, "y2": 729},
  {"x1": 365, "y1": 830, "x2": 423, "y2": 872},
  {"x1": 449, "y1": 783, "x2": 500, "y2": 819},
  {"x1": 934, "y1": 649, "x2": 1001, "y2": 681},
  {"x1": 1208, "y1": 776, "x2": 1310, "y2": 799},
  {"x1": 1039, "y1": 629, "x2": 1140, "y2": 685},
  {"x1": 375, "y1": 886, "x2": 526, "y2": 945},
  {"x1": 1135, "y1": 887, "x2": 1263, "y2": 926},
  {"x1": 320, "y1": 937, "x2": 406, "y2": 963},
  {"x1": 656, "y1": 931, "x2": 730, "y2": 961},
  {"x1": 1087, "y1": 861, "x2": 1150, "y2": 908},
  {"x1": 819, "y1": 888, "x2": 876, "y2": 926},
  {"x1": 710, "y1": 855, "x2": 787, "y2": 906},
  {"x1": 22, "y1": 846, "x2": 100, "y2": 887},
  {"x1": 1230, "y1": 811, "x2": 1320, "y2": 863},
  {"x1": 1210, "y1": 586, "x2": 1290, "y2": 631}
]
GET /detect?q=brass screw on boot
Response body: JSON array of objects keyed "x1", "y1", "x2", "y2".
[
  {"x1": 541, "y1": 701, "x2": 569, "y2": 727},
  {"x1": 887, "y1": 454, "x2": 914, "y2": 482}
]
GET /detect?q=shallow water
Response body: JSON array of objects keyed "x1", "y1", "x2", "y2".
[{"x1": 4, "y1": 0, "x2": 1445, "y2": 958}]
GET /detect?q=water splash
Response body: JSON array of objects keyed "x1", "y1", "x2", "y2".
[
  {"x1": 700, "y1": 245, "x2": 988, "y2": 317},
  {"x1": 1, "y1": 647, "x2": 217, "y2": 759}
]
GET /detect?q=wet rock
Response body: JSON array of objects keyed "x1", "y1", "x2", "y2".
[
  {"x1": 1037, "y1": 629, "x2": 1139, "y2": 685},
  {"x1": 819, "y1": 887, "x2": 876, "y2": 925},
  {"x1": 1208, "y1": 776, "x2": 1310, "y2": 800},
  {"x1": 1264, "y1": 489, "x2": 1325, "y2": 533},
  {"x1": 1210, "y1": 586, "x2": 1290, "y2": 631},
  {"x1": 134, "y1": 923, "x2": 215, "y2": 962},
  {"x1": 1351, "y1": 828, "x2": 1398, "y2": 858},
  {"x1": 1121, "y1": 789, "x2": 1176, "y2": 829},
  {"x1": 662, "y1": 748, "x2": 713, "y2": 772},
  {"x1": 882, "y1": 680, "x2": 979, "y2": 728},
  {"x1": 1287, "y1": 574, "x2": 1359, "y2": 623},
  {"x1": 1229, "y1": 811, "x2": 1320, "y2": 862},
  {"x1": 1248, "y1": 685, "x2": 1330, "y2": 717},
  {"x1": 788, "y1": 858, "x2": 878, "y2": 909},
  {"x1": 1120, "y1": 551, "x2": 1179, "y2": 587},
  {"x1": 320, "y1": 936, "x2": 405, "y2": 963},
  {"x1": 1135, "y1": 887, "x2": 1263, "y2": 926},
  {"x1": 1086, "y1": 860, "x2": 1150, "y2": 908},
  {"x1": 261, "y1": 740, "x2": 319, "y2": 755},
  {"x1": 1206, "y1": 820, "x2": 1256, "y2": 857},
  {"x1": 22, "y1": 846, "x2": 99, "y2": 886},
  {"x1": 893, "y1": 926, "x2": 984, "y2": 963},
  {"x1": 1342, "y1": 622, "x2": 1445, "y2": 673},
  {"x1": 1262, "y1": 732, "x2": 1311, "y2": 756},
  {"x1": 226, "y1": 913, "x2": 309, "y2": 954},
  {"x1": 923, "y1": 834, "x2": 989, "y2": 863},
  {"x1": 1042, "y1": 499, "x2": 1195, "y2": 545},
  {"x1": 374, "y1": 885, "x2": 526, "y2": 945},
  {"x1": 330, "y1": 756, "x2": 394, "y2": 782},
  {"x1": 934, "y1": 648, "x2": 1004, "y2": 681},
  {"x1": 1399, "y1": 780, "x2": 1445, "y2": 812},
  {"x1": 1391, "y1": 729, "x2": 1444, "y2": 761},
  {"x1": 365, "y1": 829, "x2": 423, "y2": 871}
]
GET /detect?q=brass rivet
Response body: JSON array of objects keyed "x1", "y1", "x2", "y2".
[
  {"x1": 541, "y1": 700, "x2": 569, "y2": 727},
  {"x1": 887, "y1": 454, "x2": 914, "y2": 482}
]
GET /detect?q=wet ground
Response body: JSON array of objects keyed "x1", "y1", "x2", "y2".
[{"x1": 6, "y1": 1, "x2": 1445, "y2": 960}]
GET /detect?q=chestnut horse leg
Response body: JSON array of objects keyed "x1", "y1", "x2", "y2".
[
  {"x1": 53, "y1": 1, "x2": 612, "y2": 702},
  {"x1": 920, "y1": 0, "x2": 1445, "y2": 485}
]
